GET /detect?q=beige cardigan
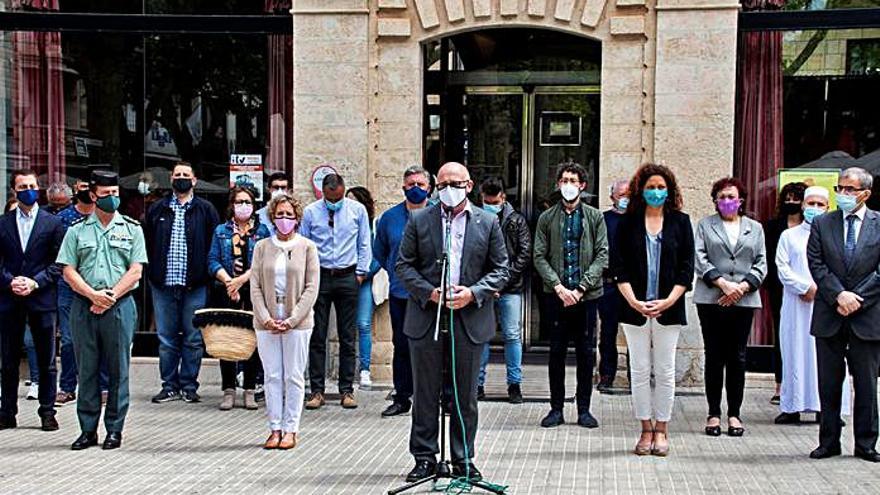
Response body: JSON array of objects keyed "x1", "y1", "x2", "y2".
[{"x1": 249, "y1": 235, "x2": 320, "y2": 331}]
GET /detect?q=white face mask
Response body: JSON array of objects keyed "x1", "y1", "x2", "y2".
[
  {"x1": 270, "y1": 188, "x2": 286, "y2": 199},
  {"x1": 137, "y1": 181, "x2": 151, "y2": 196},
  {"x1": 560, "y1": 183, "x2": 580, "y2": 202},
  {"x1": 439, "y1": 186, "x2": 467, "y2": 208}
]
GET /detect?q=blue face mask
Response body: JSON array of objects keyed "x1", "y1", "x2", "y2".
[
  {"x1": 404, "y1": 186, "x2": 429, "y2": 204},
  {"x1": 836, "y1": 193, "x2": 858, "y2": 214},
  {"x1": 16, "y1": 189, "x2": 39, "y2": 207},
  {"x1": 616, "y1": 197, "x2": 630, "y2": 211},
  {"x1": 482, "y1": 203, "x2": 503, "y2": 215},
  {"x1": 325, "y1": 198, "x2": 343, "y2": 213},
  {"x1": 643, "y1": 188, "x2": 668, "y2": 208},
  {"x1": 803, "y1": 206, "x2": 825, "y2": 224}
]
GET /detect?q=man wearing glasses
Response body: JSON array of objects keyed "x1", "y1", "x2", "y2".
[
  {"x1": 299, "y1": 173, "x2": 372, "y2": 410},
  {"x1": 807, "y1": 166, "x2": 880, "y2": 462}
]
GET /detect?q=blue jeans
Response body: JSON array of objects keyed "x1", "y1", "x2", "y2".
[
  {"x1": 58, "y1": 282, "x2": 109, "y2": 393},
  {"x1": 24, "y1": 326, "x2": 39, "y2": 383},
  {"x1": 151, "y1": 283, "x2": 207, "y2": 393},
  {"x1": 479, "y1": 293, "x2": 523, "y2": 386},
  {"x1": 356, "y1": 278, "x2": 375, "y2": 372}
]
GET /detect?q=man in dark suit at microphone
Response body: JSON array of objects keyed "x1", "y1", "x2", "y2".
[{"x1": 396, "y1": 162, "x2": 509, "y2": 483}]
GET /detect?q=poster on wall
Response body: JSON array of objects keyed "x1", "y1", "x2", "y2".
[
  {"x1": 539, "y1": 111, "x2": 582, "y2": 147},
  {"x1": 311, "y1": 164, "x2": 338, "y2": 199},
  {"x1": 230, "y1": 154, "x2": 264, "y2": 201},
  {"x1": 778, "y1": 168, "x2": 840, "y2": 211}
]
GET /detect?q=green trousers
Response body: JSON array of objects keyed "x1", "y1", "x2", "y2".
[{"x1": 70, "y1": 296, "x2": 136, "y2": 434}]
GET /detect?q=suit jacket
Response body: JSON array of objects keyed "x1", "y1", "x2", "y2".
[
  {"x1": 395, "y1": 203, "x2": 510, "y2": 344},
  {"x1": 0, "y1": 208, "x2": 65, "y2": 312},
  {"x1": 808, "y1": 208, "x2": 880, "y2": 340},
  {"x1": 610, "y1": 210, "x2": 695, "y2": 326},
  {"x1": 693, "y1": 214, "x2": 767, "y2": 308}
]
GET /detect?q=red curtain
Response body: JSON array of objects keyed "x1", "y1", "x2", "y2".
[
  {"x1": 266, "y1": 0, "x2": 293, "y2": 176},
  {"x1": 734, "y1": 0, "x2": 784, "y2": 346},
  {"x1": 11, "y1": 0, "x2": 65, "y2": 182}
]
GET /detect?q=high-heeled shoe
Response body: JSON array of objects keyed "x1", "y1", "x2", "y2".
[
  {"x1": 728, "y1": 417, "x2": 745, "y2": 437},
  {"x1": 651, "y1": 431, "x2": 669, "y2": 457},
  {"x1": 705, "y1": 416, "x2": 722, "y2": 437},
  {"x1": 264, "y1": 430, "x2": 282, "y2": 449},
  {"x1": 634, "y1": 430, "x2": 653, "y2": 456}
]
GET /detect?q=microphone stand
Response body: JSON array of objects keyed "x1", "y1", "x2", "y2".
[{"x1": 388, "y1": 207, "x2": 505, "y2": 495}]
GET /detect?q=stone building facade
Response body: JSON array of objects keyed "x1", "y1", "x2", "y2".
[{"x1": 293, "y1": 0, "x2": 739, "y2": 386}]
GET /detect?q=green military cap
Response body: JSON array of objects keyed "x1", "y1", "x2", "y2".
[{"x1": 90, "y1": 170, "x2": 118, "y2": 187}]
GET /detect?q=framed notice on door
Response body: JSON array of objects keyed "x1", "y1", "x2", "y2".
[{"x1": 539, "y1": 111, "x2": 582, "y2": 147}]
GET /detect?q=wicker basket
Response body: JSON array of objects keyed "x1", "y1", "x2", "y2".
[{"x1": 192, "y1": 308, "x2": 256, "y2": 361}]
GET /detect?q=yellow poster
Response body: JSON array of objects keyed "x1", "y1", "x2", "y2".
[{"x1": 778, "y1": 168, "x2": 840, "y2": 211}]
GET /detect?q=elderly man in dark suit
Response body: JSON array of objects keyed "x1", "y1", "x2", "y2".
[
  {"x1": 396, "y1": 162, "x2": 509, "y2": 483},
  {"x1": 0, "y1": 169, "x2": 65, "y2": 432},
  {"x1": 808, "y1": 167, "x2": 880, "y2": 462}
]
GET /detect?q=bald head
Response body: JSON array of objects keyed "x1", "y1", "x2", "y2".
[{"x1": 437, "y1": 162, "x2": 470, "y2": 184}]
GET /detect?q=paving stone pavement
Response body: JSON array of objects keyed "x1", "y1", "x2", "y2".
[{"x1": 1, "y1": 360, "x2": 879, "y2": 495}]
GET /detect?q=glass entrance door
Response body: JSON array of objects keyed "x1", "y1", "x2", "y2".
[{"x1": 452, "y1": 86, "x2": 600, "y2": 347}]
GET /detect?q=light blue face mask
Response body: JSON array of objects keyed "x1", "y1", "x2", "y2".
[
  {"x1": 643, "y1": 188, "x2": 668, "y2": 208},
  {"x1": 803, "y1": 206, "x2": 825, "y2": 223},
  {"x1": 325, "y1": 199, "x2": 343, "y2": 213},
  {"x1": 835, "y1": 193, "x2": 858, "y2": 214},
  {"x1": 616, "y1": 197, "x2": 630, "y2": 211},
  {"x1": 482, "y1": 203, "x2": 502, "y2": 215}
]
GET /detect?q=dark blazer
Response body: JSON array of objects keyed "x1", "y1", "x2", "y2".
[
  {"x1": 396, "y1": 203, "x2": 510, "y2": 344},
  {"x1": 610, "y1": 209, "x2": 695, "y2": 326},
  {"x1": 0, "y1": 208, "x2": 65, "y2": 312},
  {"x1": 808, "y1": 208, "x2": 880, "y2": 340},
  {"x1": 144, "y1": 195, "x2": 220, "y2": 288}
]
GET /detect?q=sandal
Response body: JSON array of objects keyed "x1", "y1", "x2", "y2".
[
  {"x1": 705, "y1": 416, "x2": 722, "y2": 437},
  {"x1": 263, "y1": 430, "x2": 282, "y2": 449}
]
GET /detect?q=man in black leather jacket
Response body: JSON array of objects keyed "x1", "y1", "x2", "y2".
[{"x1": 477, "y1": 177, "x2": 531, "y2": 403}]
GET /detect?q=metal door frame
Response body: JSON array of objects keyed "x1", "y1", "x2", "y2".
[{"x1": 463, "y1": 85, "x2": 600, "y2": 349}]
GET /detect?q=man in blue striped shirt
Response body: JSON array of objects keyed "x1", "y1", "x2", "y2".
[
  {"x1": 373, "y1": 165, "x2": 431, "y2": 417},
  {"x1": 300, "y1": 173, "x2": 372, "y2": 410}
]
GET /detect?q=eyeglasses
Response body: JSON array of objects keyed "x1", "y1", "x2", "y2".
[
  {"x1": 834, "y1": 185, "x2": 867, "y2": 195},
  {"x1": 233, "y1": 200, "x2": 252, "y2": 206},
  {"x1": 558, "y1": 178, "x2": 581, "y2": 186},
  {"x1": 274, "y1": 213, "x2": 295, "y2": 219},
  {"x1": 436, "y1": 180, "x2": 469, "y2": 190}
]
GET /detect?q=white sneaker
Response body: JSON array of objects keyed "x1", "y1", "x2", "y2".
[
  {"x1": 26, "y1": 383, "x2": 39, "y2": 400},
  {"x1": 359, "y1": 370, "x2": 372, "y2": 390}
]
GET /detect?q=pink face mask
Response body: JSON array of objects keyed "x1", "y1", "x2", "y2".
[
  {"x1": 233, "y1": 204, "x2": 253, "y2": 221},
  {"x1": 275, "y1": 218, "x2": 297, "y2": 235}
]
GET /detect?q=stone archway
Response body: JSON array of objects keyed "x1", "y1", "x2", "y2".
[{"x1": 291, "y1": 0, "x2": 740, "y2": 385}]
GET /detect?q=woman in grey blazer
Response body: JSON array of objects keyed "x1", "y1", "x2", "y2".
[{"x1": 694, "y1": 177, "x2": 767, "y2": 438}]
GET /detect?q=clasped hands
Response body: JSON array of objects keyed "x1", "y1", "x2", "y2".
[
  {"x1": 10, "y1": 276, "x2": 37, "y2": 297},
  {"x1": 555, "y1": 284, "x2": 583, "y2": 308},
  {"x1": 263, "y1": 318, "x2": 293, "y2": 334},
  {"x1": 430, "y1": 285, "x2": 475, "y2": 310},
  {"x1": 837, "y1": 290, "x2": 863, "y2": 317},
  {"x1": 629, "y1": 297, "x2": 674, "y2": 319},
  {"x1": 89, "y1": 288, "x2": 117, "y2": 315},
  {"x1": 716, "y1": 278, "x2": 750, "y2": 307}
]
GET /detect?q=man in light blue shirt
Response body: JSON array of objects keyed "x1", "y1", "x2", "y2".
[{"x1": 300, "y1": 173, "x2": 372, "y2": 409}]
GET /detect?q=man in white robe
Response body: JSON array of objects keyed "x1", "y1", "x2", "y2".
[{"x1": 775, "y1": 186, "x2": 852, "y2": 424}]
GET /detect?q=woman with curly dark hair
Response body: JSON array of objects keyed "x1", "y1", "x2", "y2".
[
  {"x1": 611, "y1": 163, "x2": 694, "y2": 456},
  {"x1": 694, "y1": 176, "x2": 767, "y2": 439},
  {"x1": 763, "y1": 181, "x2": 806, "y2": 405}
]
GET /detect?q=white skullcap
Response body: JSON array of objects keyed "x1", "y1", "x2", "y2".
[{"x1": 804, "y1": 185, "x2": 829, "y2": 201}]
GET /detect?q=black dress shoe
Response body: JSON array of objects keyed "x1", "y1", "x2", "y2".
[
  {"x1": 0, "y1": 416, "x2": 17, "y2": 430},
  {"x1": 540, "y1": 409, "x2": 565, "y2": 428},
  {"x1": 102, "y1": 432, "x2": 123, "y2": 450},
  {"x1": 41, "y1": 415, "x2": 59, "y2": 432},
  {"x1": 452, "y1": 463, "x2": 483, "y2": 482},
  {"x1": 727, "y1": 418, "x2": 745, "y2": 437},
  {"x1": 405, "y1": 460, "x2": 436, "y2": 482},
  {"x1": 809, "y1": 445, "x2": 841, "y2": 459},
  {"x1": 381, "y1": 402, "x2": 411, "y2": 417},
  {"x1": 775, "y1": 412, "x2": 801, "y2": 425},
  {"x1": 854, "y1": 448, "x2": 880, "y2": 462},
  {"x1": 508, "y1": 384, "x2": 523, "y2": 404},
  {"x1": 477, "y1": 386, "x2": 486, "y2": 401},
  {"x1": 705, "y1": 416, "x2": 722, "y2": 437},
  {"x1": 577, "y1": 411, "x2": 599, "y2": 428},
  {"x1": 71, "y1": 432, "x2": 99, "y2": 450}
]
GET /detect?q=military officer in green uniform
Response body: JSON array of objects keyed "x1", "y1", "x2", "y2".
[{"x1": 56, "y1": 170, "x2": 148, "y2": 451}]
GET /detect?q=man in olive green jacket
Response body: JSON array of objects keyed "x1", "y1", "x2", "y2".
[{"x1": 533, "y1": 163, "x2": 608, "y2": 429}]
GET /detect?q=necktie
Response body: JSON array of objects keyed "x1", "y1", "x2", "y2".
[{"x1": 845, "y1": 214, "x2": 857, "y2": 264}]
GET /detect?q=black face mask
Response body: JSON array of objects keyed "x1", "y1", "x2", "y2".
[
  {"x1": 781, "y1": 202, "x2": 802, "y2": 216},
  {"x1": 172, "y1": 178, "x2": 194, "y2": 193},
  {"x1": 76, "y1": 189, "x2": 94, "y2": 205}
]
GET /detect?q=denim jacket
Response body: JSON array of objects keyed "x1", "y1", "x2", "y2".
[{"x1": 208, "y1": 220, "x2": 271, "y2": 277}]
